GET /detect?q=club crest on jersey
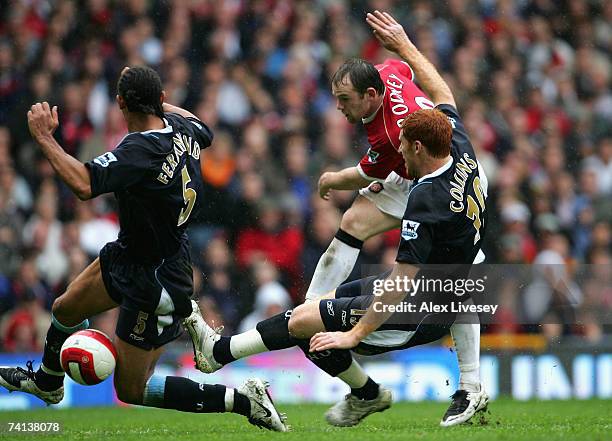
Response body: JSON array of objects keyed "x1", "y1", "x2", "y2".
[
  {"x1": 93, "y1": 152, "x2": 117, "y2": 168},
  {"x1": 366, "y1": 148, "x2": 379, "y2": 163},
  {"x1": 401, "y1": 219, "x2": 420, "y2": 240}
]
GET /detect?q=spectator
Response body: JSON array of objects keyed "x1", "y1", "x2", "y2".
[
  {"x1": 235, "y1": 199, "x2": 304, "y2": 300},
  {"x1": 238, "y1": 260, "x2": 291, "y2": 333}
]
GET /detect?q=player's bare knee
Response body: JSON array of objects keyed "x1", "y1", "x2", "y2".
[
  {"x1": 288, "y1": 304, "x2": 317, "y2": 339},
  {"x1": 51, "y1": 296, "x2": 64, "y2": 316},
  {"x1": 339, "y1": 212, "x2": 355, "y2": 234},
  {"x1": 51, "y1": 295, "x2": 71, "y2": 323},
  {"x1": 51, "y1": 294, "x2": 82, "y2": 326},
  {"x1": 340, "y1": 209, "x2": 367, "y2": 239}
]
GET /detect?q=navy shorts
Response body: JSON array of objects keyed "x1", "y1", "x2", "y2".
[
  {"x1": 319, "y1": 274, "x2": 451, "y2": 355},
  {"x1": 99, "y1": 240, "x2": 194, "y2": 350}
]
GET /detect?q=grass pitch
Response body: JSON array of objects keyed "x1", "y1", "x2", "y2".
[{"x1": 0, "y1": 399, "x2": 609, "y2": 440}]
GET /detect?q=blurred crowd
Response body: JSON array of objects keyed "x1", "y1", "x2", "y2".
[{"x1": 0, "y1": 0, "x2": 610, "y2": 352}]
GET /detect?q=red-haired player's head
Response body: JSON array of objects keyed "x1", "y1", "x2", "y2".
[{"x1": 399, "y1": 109, "x2": 452, "y2": 180}]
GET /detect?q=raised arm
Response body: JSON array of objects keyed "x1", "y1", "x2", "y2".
[
  {"x1": 162, "y1": 102, "x2": 199, "y2": 120},
  {"x1": 366, "y1": 11, "x2": 455, "y2": 108},
  {"x1": 27, "y1": 102, "x2": 92, "y2": 200}
]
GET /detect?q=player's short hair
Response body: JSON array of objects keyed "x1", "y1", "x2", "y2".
[
  {"x1": 400, "y1": 109, "x2": 452, "y2": 158},
  {"x1": 331, "y1": 58, "x2": 384, "y2": 96},
  {"x1": 117, "y1": 66, "x2": 164, "y2": 117}
]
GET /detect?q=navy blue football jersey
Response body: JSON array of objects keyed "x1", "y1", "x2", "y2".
[
  {"x1": 396, "y1": 104, "x2": 488, "y2": 265},
  {"x1": 85, "y1": 113, "x2": 213, "y2": 261}
]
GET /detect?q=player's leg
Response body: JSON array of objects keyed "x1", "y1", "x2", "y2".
[
  {"x1": 0, "y1": 258, "x2": 118, "y2": 404},
  {"x1": 188, "y1": 288, "x2": 380, "y2": 398},
  {"x1": 452, "y1": 323, "x2": 481, "y2": 392},
  {"x1": 187, "y1": 301, "x2": 328, "y2": 373},
  {"x1": 188, "y1": 289, "x2": 356, "y2": 374},
  {"x1": 290, "y1": 295, "x2": 393, "y2": 426},
  {"x1": 442, "y1": 253, "x2": 487, "y2": 427},
  {"x1": 305, "y1": 194, "x2": 399, "y2": 300},
  {"x1": 441, "y1": 316, "x2": 488, "y2": 427},
  {"x1": 200, "y1": 276, "x2": 392, "y2": 426},
  {"x1": 114, "y1": 305, "x2": 287, "y2": 431}
]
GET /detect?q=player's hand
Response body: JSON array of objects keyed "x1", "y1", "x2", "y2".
[
  {"x1": 366, "y1": 10, "x2": 411, "y2": 53},
  {"x1": 309, "y1": 330, "x2": 361, "y2": 352},
  {"x1": 27, "y1": 102, "x2": 59, "y2": 142},
  {"x1": 318, "y1": 172, "x2": 334, "y2": 200}
]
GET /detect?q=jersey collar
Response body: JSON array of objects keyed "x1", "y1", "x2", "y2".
[
  {"x1": 141, "y1": 118, "x2": 173, "y2": 134},
  {"x1": 417, "y1": 156, "x2": 453, "y2": 183},
  {"x1": 361, "y1": 87, "x2": 386, "y2": 124}
]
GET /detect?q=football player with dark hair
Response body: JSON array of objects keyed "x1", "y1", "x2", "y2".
[{"x1": 0, "y1": 66, "x2": 288, "y2": 432}]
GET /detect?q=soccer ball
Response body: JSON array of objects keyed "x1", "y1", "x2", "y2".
[{"x1": 60, "y1": 329, "x2": 117, "y2": 385}]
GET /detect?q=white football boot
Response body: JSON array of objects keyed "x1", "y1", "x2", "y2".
[
  {"x1": 182, "y1": 299, "x2": 223, "y2": 373},
  {"x1": 325, "y1": 386, "x2": 393, "y2": 427},
  {"x1": 239, "y1": 378, "x2": 289, "y2": 432}
]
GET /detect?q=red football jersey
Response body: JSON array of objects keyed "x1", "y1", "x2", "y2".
[{"x1": 357, "y1": 59, "x2": 434, "y2": 180}]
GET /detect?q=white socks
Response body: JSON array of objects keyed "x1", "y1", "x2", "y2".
[
  {"x1": 224, "y1": 388, "x2": 235, "y2": 412},
  {"x1": 337, "y1": 359, "x2": 369, "y2": 388},
  {"x1": 305, "y1": 238, "x2": 361, "y2": 301},
  {"x1": 229, "y1": 329, "x2": 268, "y2": 359},
  {"x1": 451, "y1": 322, "x2": 481, "y2": 393}
]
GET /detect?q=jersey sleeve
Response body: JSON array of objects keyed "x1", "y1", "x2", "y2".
[
  {"x1": 358, "y1": 144, "x2": 404, "y2": 180},
  {"x1": 396, "y1": 183, "x2": 436, "y2": 264},
  {"x1": 85, "y1": 135, "x2": 152, "y2": 197},
  {"x1": 184, "y1": 116, "x2": 214, "y2": 149}
]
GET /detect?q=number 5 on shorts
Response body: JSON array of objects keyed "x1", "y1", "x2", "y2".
[{"x1": 133, "y1": 311, "x2": 148, "y2": 335}]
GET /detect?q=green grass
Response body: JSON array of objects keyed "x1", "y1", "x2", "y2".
[{"x1": 0, "y1": 399, "x2": 609, "y2": 440}]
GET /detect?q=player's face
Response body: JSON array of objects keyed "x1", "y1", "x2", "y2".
[
  {"x1": 399, "y1": 136, "x2": 419, "y2": 179},
  {"x1": 332, "y1": 78, "x2": 371, "y2": 124}
]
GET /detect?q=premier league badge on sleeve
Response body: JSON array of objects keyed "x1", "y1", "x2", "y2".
[
  {"x1": 366, "y1": 147, "x2": 380, "y2": 163},
  {"x1": 401, "y1": 219, "x2": 420, "y2": 240},
  {"x1": 93, "y1": 152, "x2": 118, "y2": 168}
]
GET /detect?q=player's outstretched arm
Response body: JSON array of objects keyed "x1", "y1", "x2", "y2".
[
  {"x1": 27, "y1": 102, "x2": 92, "y2": 200},
  {"x1": 309, "y1": 262, "x2": 419, "y2": 351},
  {"x1": 366, "y1": 10, "x2": 455, "y2": 108}
]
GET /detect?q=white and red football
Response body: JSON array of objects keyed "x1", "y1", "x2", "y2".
[{"x1": 60, "y1": 329, "x2": 117, "y2": 385}]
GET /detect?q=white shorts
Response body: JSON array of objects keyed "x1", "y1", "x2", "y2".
[
  {"x1": 358, "y1": 171, "x2": 486, "y2": 264},
  {"x1": 358, "y1": 171, "x2": 411, "y2": 219}
]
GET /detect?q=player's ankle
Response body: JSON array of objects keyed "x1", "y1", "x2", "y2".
[
  {"x1": 351, "y1": 378, "x2": 380, "y2": 400},
  {"x1": 458, "y1": 382, "x2": 480, "y2": 393},
  {"x1": 35, "y1": 368, "x2": 64, "y2": 391},
  {"x1": 232, "y1": 390, "x2": 251, "y2": 417}
]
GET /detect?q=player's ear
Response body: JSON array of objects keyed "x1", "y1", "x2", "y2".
[
  {"x1": 366, "y1": 87, "x2": 378, "y2": 99},
  {"x1": 160, "y1": 90, "x2": 166, "y2": 105},
  {"x1": 116, "y1": 95, "x2": 126, "y2": 110},
  {"x1": 414, "y1": 140, "x2": 422, "y2": 154}
]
